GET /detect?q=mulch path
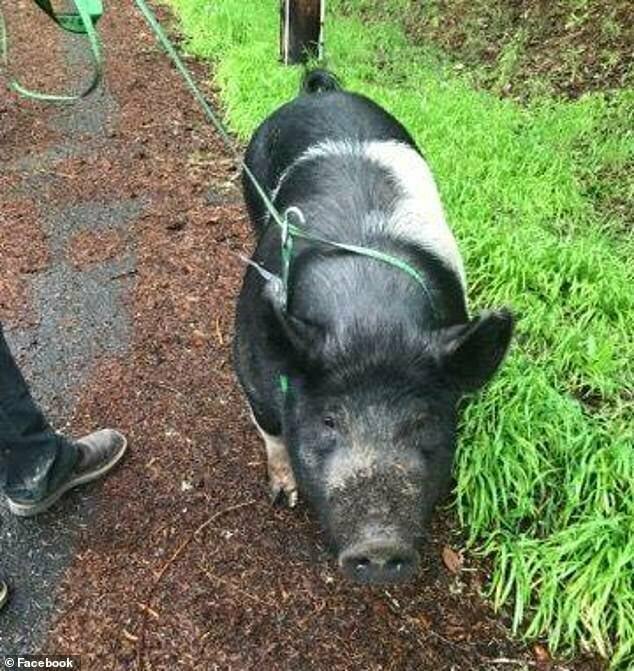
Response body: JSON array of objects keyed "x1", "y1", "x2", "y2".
[
  {"x1": 0, "y1": 0, "x2": 63, "y2": 326},
  {"x1": 0, "y1": 198, "x2": 49, "y2": 325},
  {"x1": 66, "y1": 229, "x2": 128, "y2": 270},
  {"x1": 1, "y1": 2, "x2": 605, "y2": 670}
]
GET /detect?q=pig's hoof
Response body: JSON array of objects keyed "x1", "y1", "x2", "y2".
[
  {"x1": 248, "y1": 411, "x2": 298, "y2": 508},
  {"x1": 269, "y1": 466, "x2": 299, "y2": 508},
  {"x1": 287, "y1": 488, "x2": 299, "y2": 508}
]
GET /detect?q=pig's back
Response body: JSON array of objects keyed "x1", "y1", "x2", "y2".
[{"x1": 243, "y1": 90, "x2": 419, "y2": 228}]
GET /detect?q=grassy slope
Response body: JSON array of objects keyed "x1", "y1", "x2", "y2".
[
  {"x1": 168, "y1": 0, "x2": 633, "y2": 666},
  {"x1": 399, "y1": 0, "x2": 633, "y2": 101}
]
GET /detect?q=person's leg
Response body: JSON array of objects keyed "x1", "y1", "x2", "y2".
[
  {"x1": 0, "y1": 323, "x2": 127, "y2": 516},
  {"x1": 0, "y1": 324, "x2": 78, "y2": 503}
]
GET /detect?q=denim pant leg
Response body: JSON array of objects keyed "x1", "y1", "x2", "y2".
[{"x1": 0, "y1": 324, "x2": 78, "y2": 503}]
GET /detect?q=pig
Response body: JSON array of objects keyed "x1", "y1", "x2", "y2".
[{"x1": 233, "y1": 69, "x2": 514, "y2": 585}]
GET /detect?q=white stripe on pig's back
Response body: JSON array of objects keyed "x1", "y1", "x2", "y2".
[
  {"x1": 273, "y1": 139, "x2": 467, "y2": 291},
  {"x1": 363, "y1": 140, "x2": 466, "y2": 290}
]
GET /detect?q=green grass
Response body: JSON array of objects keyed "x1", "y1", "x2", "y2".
[{"x1": 167, "y1": 0, "x2": 633, "y2": 666}]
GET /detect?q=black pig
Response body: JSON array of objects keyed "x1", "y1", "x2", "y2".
[{"x1": 233, "y1": 70, "x2": 513, "y2": 584}]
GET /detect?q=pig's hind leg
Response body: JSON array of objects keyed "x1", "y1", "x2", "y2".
[{"x1": 249, "y1": 410, "x2": 298, "y2": 508}]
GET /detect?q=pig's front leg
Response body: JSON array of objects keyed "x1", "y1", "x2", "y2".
[{"x1": 249, "y1": 411, "x2": 298, "y2": 508}]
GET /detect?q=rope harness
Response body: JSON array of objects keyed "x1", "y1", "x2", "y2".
[
  {"x1": 4, "y1": 0, "x2": 439, "y2": 394},
  {"x1": 0, "y1": 0, "x2": 102, "y2": 102},
  {"x1": 132, "y1": 0, "x2": 437, "y2": 305}
]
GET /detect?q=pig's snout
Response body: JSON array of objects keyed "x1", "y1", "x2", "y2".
[{"x1": 339, "y1": 537, "x2": 419, "y2": 584}]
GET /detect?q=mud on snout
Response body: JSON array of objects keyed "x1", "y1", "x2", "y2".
[{"x1": 324, "y1": 464, "x2": 432, "y2": 585}]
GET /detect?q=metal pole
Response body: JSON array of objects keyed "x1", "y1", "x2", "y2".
[{"x1": 280, "y1": 0, "x2": 323, "y2": 65}]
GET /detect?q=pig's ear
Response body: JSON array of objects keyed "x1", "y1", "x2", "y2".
[
  {"x1": 263, "y1": 279, "x2": 324, "y2": 367},
  {"x1": 274, "y1": 312, "x2": 324, "y2": 363},
  {"x1": 435, "y1": 309, "x2": 514, "y2": 392}
]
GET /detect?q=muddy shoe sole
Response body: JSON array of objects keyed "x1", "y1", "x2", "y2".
[{"x1": 6, "y1": 430, "x2": 128, "y2": 518}]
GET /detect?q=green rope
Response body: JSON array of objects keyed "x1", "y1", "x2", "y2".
[
  {"x1": 132, "y1": 0, "x2": 439, "y2": 397},
  {"x1": 133, "y1": 0, "x2": 435, "y2": 305},
  {"x1": 133, "y1": 0, "x2": 288, "y2": 236},
  {"x1": 0, "y1": 0, "x2": 102, "y2": 102}
]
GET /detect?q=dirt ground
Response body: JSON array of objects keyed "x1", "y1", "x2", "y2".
[
  {"x1": 0, "y1": 2, "x2": 607, "y2": 670},
  {"x1": 403, "y1": 0, "x2": 632, "y2": 100}
]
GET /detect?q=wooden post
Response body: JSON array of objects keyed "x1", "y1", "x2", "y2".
[{"x1": 280, "y1": 0, "x2": 324, "y2": 65}]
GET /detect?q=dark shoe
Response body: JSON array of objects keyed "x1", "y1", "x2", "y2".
[
  {"x1": 6, "y1": 429, "x2": 127, "y2": 517},
  {"x1": 0, "y1": 577, "x2": 8, "y2": 610}
]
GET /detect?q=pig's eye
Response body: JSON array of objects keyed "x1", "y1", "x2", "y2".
[{"x1": 322, "y1": 415, "x2": 337, "y2": 429}]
